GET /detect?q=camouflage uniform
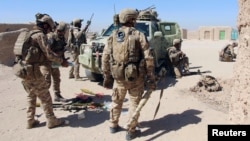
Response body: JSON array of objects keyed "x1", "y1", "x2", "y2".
[
  {"x1": 219, "y1": 42, "x2": 238, "y2": 62},
  {"x1": 102, "y1": 8, "x2": 156, "y2": 140},
  {"x1": 167, "y1": 39, "x2": 189, "y2": 78},
  {"x1": 20, "y1": 13, "x2": 66, "y2": 129},
  {"x1": 40, "y1": 22, "x2": 68, "y2": 102},
  {"x1": 67, "y1": 19, "x2": 90, "y2": 80}
]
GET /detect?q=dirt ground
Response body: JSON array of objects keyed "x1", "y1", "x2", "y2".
[{"x1": 0, "y1": 39, "x2": 238, "y2": 141}]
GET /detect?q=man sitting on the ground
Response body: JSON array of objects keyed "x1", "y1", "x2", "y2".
[
  {"x1": 167, "y1": 39, "x2": 189, "y2": 79},
  {"x1": 219, "y1": 41, "x2": 238, "y2": 62}
]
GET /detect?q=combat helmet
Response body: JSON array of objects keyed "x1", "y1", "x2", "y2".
[
  {"x1": 36, "y1": 13, "x2": 55, "y2": 30},
  {"x1": 119, "y1": 8, "x2": 139, "y2": 23},
  {"x1": 231, "y1": 41, "x2": 238, "y2": 47},
  {"x1": 72, "y1": 18, "x2": 83, "y2": 27},
  {"x1": 173, "y1": 39, "x2": 182, "y2": 45},
  {"x1": 56, "y1": 21, "x2": 67, "y2": 32}
]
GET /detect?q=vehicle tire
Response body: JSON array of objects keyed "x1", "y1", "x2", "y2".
[{"x1": 85, "y1": 69, "x2": 103, "y2": 82}]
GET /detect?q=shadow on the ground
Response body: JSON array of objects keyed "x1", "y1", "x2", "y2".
[
  {"x1": 157, "y1": 76, "x2": 178, "y2": 90},
  {"x1": 66, "y1": 109, "x2": 110, "y2": 128},
  {"x1": 139, "y1": 109, "x2": 202, "y2": 141}
]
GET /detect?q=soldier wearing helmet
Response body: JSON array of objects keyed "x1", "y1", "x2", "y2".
[
  {"x1": 20, "y1": 13, "x2": 68, "y2": 129},
  {"x1": 219, "y1": 41, "x2": 238, "y2": 62},
  {"x1": 40, "y1": 21, "x2": 68, "y2": 103},
  {"x1": 101, "y1": 8, "x2": 156, "y2": 140},
  {"x1": 35, "y1": 13, "x2": 56, "y2": 32},
  {"x1": 67, "y1": 18, "x2": 91, "y2": 80},
  {"x1": 167, "y1": 38, "x2": 189, "y2": 78}
]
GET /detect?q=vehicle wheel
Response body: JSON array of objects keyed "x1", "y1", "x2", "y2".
[{"x1": 85, "y1": 69, "x2": 103, "y2": 82}]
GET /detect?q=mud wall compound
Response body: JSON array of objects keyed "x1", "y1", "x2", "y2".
[{"x1": 229, "y1": 0, "x2": 250, "y2": 124}]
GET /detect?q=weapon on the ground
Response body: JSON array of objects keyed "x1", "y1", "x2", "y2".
[
  {"x1": 52, "y1": 102, "x2": 104, "y2": 112},
  {"x1": 80, "y1": 88, "x2": 104, "y2": 98},
  {"x1": 53, "y1": 104, "x2": 87, "y2": 112}
]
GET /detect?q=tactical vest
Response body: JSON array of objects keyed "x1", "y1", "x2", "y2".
[
  {"x1": 112, "y1": 27, "x2": 142, "y2": 64},
  {"x1": 72, "y1": 27, "x2": 87, "y2": 45},
  {"x1": 190, "y1": 75, "x2": 222, "y2": 92},
  {"x1": 110, "y1": 27, "x2": 142, "y2": 81},
  {"x1": 51, "y1": 35, "x2": 66, "y2": 54},
  {"x1": 13, "y1": 30, "x2": 45, "y2": 80},
  {"x1": 200, "y1": 75, "x2": 222, "y2": 92},
  {"x1": 14, "y1": 29, "x2": 45, "y2": 64}
]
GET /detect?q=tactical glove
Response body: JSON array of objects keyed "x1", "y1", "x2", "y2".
[
  {"x1": 103, "y1": 75, "x2": 114, "y2": 89},
  {"x1": 146, "y1": 74, "x2": 156, "y2": 90}
]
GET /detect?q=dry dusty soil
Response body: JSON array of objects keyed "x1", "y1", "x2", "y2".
[{"x1": 0, "y1": 40, "x2": 238, "y2": 141}]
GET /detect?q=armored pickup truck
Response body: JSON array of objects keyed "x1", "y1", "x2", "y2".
[{"x1": 78, "y1": 9, "x2": 182, "y2": 81}]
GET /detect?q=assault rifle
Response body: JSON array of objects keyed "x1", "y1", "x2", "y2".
[
  {"x1": 140, "y1": 5, "x2": 155, "y2": 11},
  {"x1": 82, "y1": 13, "x2": 94, "y2": 33},
  {"x1": 53, "y1": 104, "x2": 87, "y2": 112},
  {"x1": 125, "y1": 68, "x2": 167, "y2": 130},
  {"x1": 52, "y1": 102, "x2": 104, "y2": 113}
]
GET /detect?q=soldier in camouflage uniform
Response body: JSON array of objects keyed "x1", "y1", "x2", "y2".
[
  {"x1": 67, "y1": 18, "x2": 91, "y2": 80},
  {"x1": 167, "y1": 39, "x2": 189, "y2": 79},
  {"x1": 101, "y1": 8, "x2": 156, "y2": 141},
  {"x1": 219, "y1": 41, "x2": 238, "y2": 62},
  {"x1": 19, "y1": 13, "x2": 68, "y2": 129},
  {"x1": 41, "y1": 21, "x2": 68, "y2": 102}
]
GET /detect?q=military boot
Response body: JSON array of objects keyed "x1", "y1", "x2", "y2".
[
  {"x1": 47, "y1": 116, "x2": 65, "y2": 129},
  {"x1": 54, "y1": 92, "x2": 67, "y2": 102},
  {"x1": 125, "y1": 130, "x2": 141, "y2": 141},
  {"x1": 26, "y1": 119, "x2": 40, "y2": 129},
  {"x1": 174, "y1": 67, "x2": 182, "y2": 79},
  {"x1": 74, "y1": 75, "x2": 82, "y2": 81},
  {"x1": 69, "y1": 74, "x2": 74, "y2": 79}
]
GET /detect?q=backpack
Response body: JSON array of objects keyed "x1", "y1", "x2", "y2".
[
  {"x1": 190, "y1": 75, "x2": 222, "y2": 92},
  {"x1": 13, "y1": 29, "x2": 42, "y2": 63},
  {"x1": 110, "y1": 27, "x2": 142, "y2": 81},
  {"x1": 13, "y1": 29, "x2": 43, "y2": 79}
]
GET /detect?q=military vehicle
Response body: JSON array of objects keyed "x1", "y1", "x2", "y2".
[{"x1": 78, "y1": 7, "x2": 182, "y2": 81}]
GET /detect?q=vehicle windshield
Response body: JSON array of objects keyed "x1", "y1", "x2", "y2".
[{"x1": 102, "y1": 22, "x2": 150, "y2": 37}]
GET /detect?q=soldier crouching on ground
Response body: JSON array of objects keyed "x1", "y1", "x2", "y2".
[
  {"x1": 42, "y1": 21, "x2": 68, "y2": 102},
  {"x1": 219, "y1": 41, "x2": 238, "y2": 62},
  {"x1": 18, "y1": 13, "x2": 69, "y2": 129},
  {"x1": 101, "y1": 8, "x2": 156, "y2": 140},
  {"x1": 167, "y1": 39, "x2": 189, "y2": 79}
]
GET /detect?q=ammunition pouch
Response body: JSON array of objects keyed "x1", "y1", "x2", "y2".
[
  {"x1": 111, "y1": 63, "x2": 125, "y2": 81},
  {"x1": 111, "y1": 62, "x2": 139, "y2": 81},
  {"x1": 25, "y1": 46, "x2": 44, "y2": 64},
  {"x1": 13, "y1": 61, "x2": 42, "y2": 80},
  {"x1": 125, "y1": 63, "x2": 138, "y2": 81}
]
